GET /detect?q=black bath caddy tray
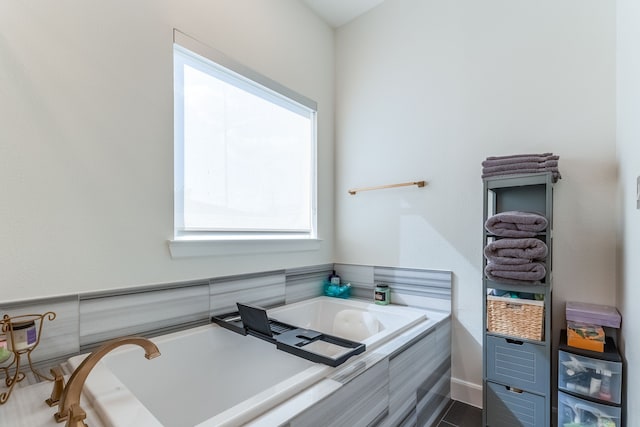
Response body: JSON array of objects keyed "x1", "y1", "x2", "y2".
[{"x1": 211, "y1": 302, "x2": 366, "y2": 367}]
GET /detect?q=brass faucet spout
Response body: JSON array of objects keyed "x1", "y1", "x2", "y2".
[
  {"x1": 145, "y1": 350, "x2": 161, "y2": 360},
  {"x1": 54, "y1": 336, "x2": 160, "y2": 425}
]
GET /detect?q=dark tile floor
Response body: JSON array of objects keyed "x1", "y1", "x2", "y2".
[{"x1": 435, "y1": 400, "x2": 482, "y2": 427}]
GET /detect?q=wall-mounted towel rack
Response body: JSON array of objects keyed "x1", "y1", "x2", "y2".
[{"x1": 348, "y1": 180, "x2": 427, "y2": 195}]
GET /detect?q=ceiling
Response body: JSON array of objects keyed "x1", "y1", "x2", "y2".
[{"x1": 302, "y1": 0, "x2": 386, "y2": 28}]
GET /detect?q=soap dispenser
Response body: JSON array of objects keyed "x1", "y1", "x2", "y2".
[{"x1": 328, "y1": 270, "x2": 341, "y2": 285}]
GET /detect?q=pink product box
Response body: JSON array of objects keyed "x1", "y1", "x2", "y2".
[{"x1": 566, "y1": 301, "x2": 621, "y2": 328}]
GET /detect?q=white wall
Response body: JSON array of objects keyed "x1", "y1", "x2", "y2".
[
  {"x1": 335, "y1": 0, "x2": 617, "y2": 406},
  {"x1": 0, "y1": 0, "x2": 334, "y2": 300},
  {"x1": 616, "y1": 0, "x2": 640, "y2": 422}
]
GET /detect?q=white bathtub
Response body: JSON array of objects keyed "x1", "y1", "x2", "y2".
[
  {"x1": 268, "y1": 296, "x2": 427, "y2": 349},
  {"x1": 69, "y1": 297, "x2": 428, "y2": 427}
]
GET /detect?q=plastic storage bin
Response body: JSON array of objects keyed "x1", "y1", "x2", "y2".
[
  {"x1": 558, "y1": 391, "x2": 621, "y2": 427},
  {"x1": 559, "y1": 329, "x2": 623, "y2": 405}
]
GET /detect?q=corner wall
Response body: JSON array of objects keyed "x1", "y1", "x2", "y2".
[
  {"x1": 616, "y1": 0, "x2": 640, "y2": 421},
  {"x1": 335, "y1": 0, "x2": 617, "y2": 406},
  {"x1": 0, "y1": 0, "x2": 334, "y2": 300}
]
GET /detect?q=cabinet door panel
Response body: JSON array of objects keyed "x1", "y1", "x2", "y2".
[
  {"x1": 486, "y1": 335, "x2": 549, "y2": 395},
  {"x1": 486, "y1": 381, "x2": 545, "y2": 427}
]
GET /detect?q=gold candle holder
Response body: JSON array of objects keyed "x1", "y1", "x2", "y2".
[{"x1": 0, "y1": 312, "x2": 56, "y2": 404}]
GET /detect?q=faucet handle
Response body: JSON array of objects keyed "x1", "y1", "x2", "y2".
[
  {"x1": 46, "y1": 366, "x2": 65, "y2": 407},
  {"x1": 66, "y1": 403, "x2": 88, "y2": 427}
]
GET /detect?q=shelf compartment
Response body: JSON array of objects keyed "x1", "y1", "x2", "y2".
[
  {"x1": 486, "y1": 380, "x2": 546, "y2": 427},
  {"x1": 486, "y1": 280, "x2": 549, "y2": 295},
  {"x1": 488, "y1": 186, "x2": 548, "y2": 217},
  {"x1": 484, "y1": 172, "x2": 552, "y2": 189},
  {"x1": 486, "y1": 335, "x2": 549, "y2": 395},
  {"x1": 486, "y1": 295, "x2": 544, "y2": 341}
]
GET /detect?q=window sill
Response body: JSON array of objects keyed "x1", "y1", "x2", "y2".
[{"x1": 168, "y1": 238, "x2": 322, "y2": 259}]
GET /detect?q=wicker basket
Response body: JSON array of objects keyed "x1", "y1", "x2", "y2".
[{"x1": 487, "y1": 295, "x2": 544, "y2": 341}]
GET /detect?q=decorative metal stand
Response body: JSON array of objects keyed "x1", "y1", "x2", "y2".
[{"x1": 0, "y1": 312, "x2": 56, "y2": 404}]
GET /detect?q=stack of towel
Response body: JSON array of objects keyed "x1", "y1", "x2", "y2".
[
  {"x1": 482, "y1": 153, "x2": 561, "y2": 182},
  {"x1": 485, "y1": 211, "x2": 548, "y2": 238},
  {"x1": 484, "y1": 211, "x2": 549, "y2": 285}
]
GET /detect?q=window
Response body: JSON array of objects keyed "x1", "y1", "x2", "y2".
[{"x1": 173, "y1": 31, "x2": 317, "y2": 242}]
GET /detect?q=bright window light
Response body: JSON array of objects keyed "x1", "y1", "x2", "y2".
[{"x1": 173, "y1": 36, "x2": 317, "y2": 240}]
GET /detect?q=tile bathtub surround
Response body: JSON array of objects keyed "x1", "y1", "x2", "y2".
[
  {"x1": 250, "y1": 315, "x2": 453, "y2": 427},
  {"x1": 3, "y1": 305, "x2": 452, "y2": 427},
  {"x1": 79, "y1": 281, "x2": 210, "y2": 348},
  {"x1": 207, "y1": 264, "x2": 334, "y2": 313},
  {"x1": 0, "y1": 377, "x2": 107, "y2": 427},
  {"x1": 285, "y1": 263, "x2": 334, "y2": 304},
  {"x1": 334, "y1": 263, "x2": 452, "y2": 311},
  {"x1": 0, "y1": 295, "x2": 80, "y2": 363},
  {"x1": 0, "y1": 265, "x2": 452, "y2": 426},
  {"x1": 210, "y1": 270, "x2": 286, "y2": 316},
  {"x1": 1, "y1": 263, "x2": 451, "y2": 371},
  {"x1": 382, "y1": 317, "x2": 452, "y2": 427},
  {"x1": 288, "y1": 357, "x2": 391, "y2": 426}
]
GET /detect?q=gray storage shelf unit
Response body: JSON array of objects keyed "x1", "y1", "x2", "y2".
[{"x1": 482, "y1": 172, "x2": 554, "y2": 427}]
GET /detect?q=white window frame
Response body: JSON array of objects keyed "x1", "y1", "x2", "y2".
[{"x1": 169, "y1": 30, "x2": 320, "y2": 258}]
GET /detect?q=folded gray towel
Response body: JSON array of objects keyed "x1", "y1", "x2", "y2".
[
  {"x1": 484, "y1": 238, "x2": 548, "y2": 264},
  {"x1": 481, "y1": 153, "x2": 561, "y2": 182},
  {"x1": 485, "y1": 153, "x2": 553, "y2": 161},
  {"x1": 482, "y1": 155, "x2": 559, "y2": 167},
  {"x1": 485, "y1": 262, "x2": 546, "y2": 284},
  {"x1": 485, "y1": 211, "x2": 548, "y2": 237},
  {"x1": 482, "y1": 160, "x2": 558, "y2": 174},
  {"x1": 482, "y1": 169, "x2": 561, "y2": 183}
]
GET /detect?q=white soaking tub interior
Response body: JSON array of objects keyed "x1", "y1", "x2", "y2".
[
  {"x1": 69, "y1": 297, "x2": 429, "y2": 427},
  {"x1": 267, "y1": 296, "x2": 427, "y2": 350}
]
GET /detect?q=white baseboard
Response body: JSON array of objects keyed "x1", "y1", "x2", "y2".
[{"x1": 450, "y1": 377, "x2": 483, "y2": 408}]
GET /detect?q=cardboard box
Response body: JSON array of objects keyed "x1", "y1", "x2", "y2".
[{"x1": 567, "y1": 321, "x2": 605, "y2": 352}]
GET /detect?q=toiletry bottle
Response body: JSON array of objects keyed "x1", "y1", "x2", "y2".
[
  {"x1": 374, "y1": 284, "x2": 390, "y2": 305},
  {"x1": 328, "y1": 270, "x2": 341, "y2": 285},
  {"x1": 0, "y1": 336, "x2": 10, "y2": 363},
  {"x1": 599, "y1": 370, "x2": 612, "y2": 401},
  {"x1": 567, "y1": 382, "x2": 590, "y2": 395},
  {"x1": 589, "y1": 370, "x2": 602, "y2": 395},
  {"x1": 6, "y1": 320, "x2": 37, "y2": 351}
]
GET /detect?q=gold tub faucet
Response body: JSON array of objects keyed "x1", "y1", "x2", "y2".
[{"x1": 54, "y1": 336, "x2": 161, "y2": 427}]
